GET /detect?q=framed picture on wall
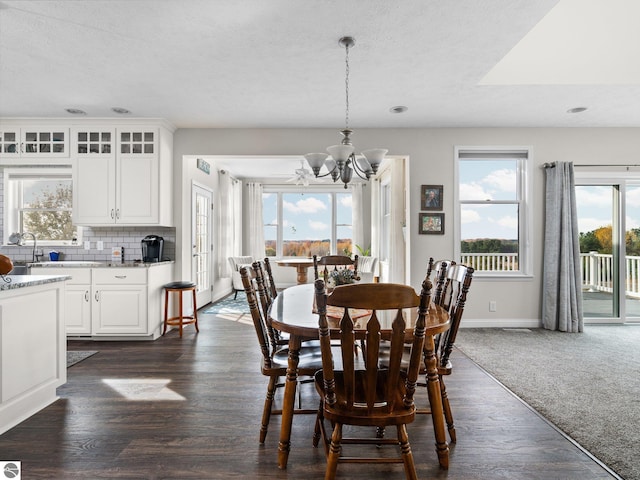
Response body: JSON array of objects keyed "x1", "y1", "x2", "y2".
[
  {"x1": 419, "y1": 213, "x2": 444, "y2": 235},
  {"x1": 421, "y1": 185, "x2": 443, "y2": 210}
]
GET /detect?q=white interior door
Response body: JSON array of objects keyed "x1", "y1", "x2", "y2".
[{"x1": 192, "y1": 183, "x2": 213, "y2": 307}]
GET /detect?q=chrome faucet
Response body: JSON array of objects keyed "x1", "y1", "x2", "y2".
[{"x1": 9, "y1": 232, "x2": 39, "y2": 263}]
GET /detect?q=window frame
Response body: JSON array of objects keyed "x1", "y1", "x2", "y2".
[
  {"x1": 454, "y1": 146, "x2": 533, "y2": 278},
  {"x1": 3, "y1": 167, "x2": 82, "y2": 246},
  {"x1": 262, "y1": 184, "x2": 353, "y2": 258}
]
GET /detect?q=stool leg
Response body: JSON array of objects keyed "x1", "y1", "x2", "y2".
[
  {"x1": 192, "y1": 287, "x2": 199, "y2": 333},
  {"x1": 178, "y1": 290, "x2": 184, "y2": 338},
  {"x1": 163, "y1": 288, "x2": 169, "y2": 335}
]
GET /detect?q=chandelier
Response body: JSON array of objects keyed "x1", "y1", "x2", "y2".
[{"x1": 304, "y1": 36, "x2": 387, "y2": 189}]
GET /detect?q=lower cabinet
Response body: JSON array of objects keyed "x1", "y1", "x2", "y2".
[
  {"x1": 38, "y1": 264, "x2": 172, "y2": 339},
  {"x1": 92, "y1": 268, "x2": 148, "y2": 335}
]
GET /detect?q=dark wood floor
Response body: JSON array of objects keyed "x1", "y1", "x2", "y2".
[{"x1": 0, "y1": 310, "x2": 619, "y2": 479}]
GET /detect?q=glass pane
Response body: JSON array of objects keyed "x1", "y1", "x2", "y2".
[
  {"x1": 90, "y1": 132, "x2": 99, "y2": 141},
  {"x1": 144, "y1": 132, "x2": 154, "y2": 142},
  {"x1": 121, "y1": 132, "x2": 130, "y2": 142},
  {"x1": 459, "y1": 159, "x2": 518, "y2": 201},
  {"x1": 77, "y1": 144, "x2": 87, "y2": 154},
  {"x1": 263, "y1": 193, "x2": 278, "y2": 256},
  {"x1": 144, "y1": 144, "x2": 153, "y2": 154},
  {"x1": 133, "y1": 132, "x2": 142, "y2": 142},
  {"x1": 25, "y1": 132, "x2": 37, "y2": 142},
  {"x1": 53, "y1": 132, "x2": 64, "y2": 142},
  {"x1": 336, "y1": 226, "x2": 352, "y2": 256},
  {"x1": 102, "y1": 145, "x2": 111, "y2": 154},
  {"x1": 39, "y1": 143, "x2": 50, "y2": 153},
  {"x1": 460, "y1": 203, "x2": 519, "y2": 271},
  {"x1": 576, "y1": 185, "x2": 614, "y2": 317},
  {"x1": 102, "y1": 132, "x2": 111, "y2": 141},
  {"x1": 132, "y1": 143, "x2": 142, "y2": 154},
  {"x1": 264, "y1": 226, "x2": 277, "y2": 256},
  {"x1": 6, "y1": 132, "x2": 16, "y2": 141},
  {"x1": 19, "y1": 177, "x2": 74, "y2": 241},
  {"x1": 282, "y1": 192, "x2": 330, "y2": 257},
  {"x1": 39, "y1": 132, "x2": 50, "y2": 141},
  {"x1": 78, "y1": 132, "x2": 87, "y2": 141},
  {"x1": 90, "y1": 144, "x2": 99, "y2": 153}
]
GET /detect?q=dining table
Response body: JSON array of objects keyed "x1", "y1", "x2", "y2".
[
  {"x1": 275, "y1": 258, "x2": 315, "y2": 285},
  {"x1": 269, "y1": 283, "x2": 451, "y2": 470}
]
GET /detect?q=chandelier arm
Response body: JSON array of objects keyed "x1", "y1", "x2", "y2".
[
  {"x1": 348, "y1": 154, "x2": 370, "y2": 181},
  {"x1": 313, "y1": 163, "x2": 338, "y2": 179}
]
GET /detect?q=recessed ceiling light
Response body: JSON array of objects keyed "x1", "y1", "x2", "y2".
[
  {"x1": 567, "y1": 107, "x2": 588, "y2": 114},
  {"x1": 111, "y1": 107, "x2": 131, "y2": 114},
  {"x1": 390, "y1": 105, "x2": 408, "y2": 114},
  {"x1": 65, "y1": 108, "x2": 86, "y2": 115}
]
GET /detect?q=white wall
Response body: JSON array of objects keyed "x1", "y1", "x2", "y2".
[{"x1": 173, "y1": 127, "x2": 640, "y2": 326}]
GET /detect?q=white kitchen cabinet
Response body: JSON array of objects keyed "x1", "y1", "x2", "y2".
[
  {"x1": 72, "y1": 125, "x2": 173, "y2": 226},
  {"x1": 72, "y1": 126, "x2": 115, "y2": 157},
  {"x1": 0, "y1": 126, "x2": 69, "y2": 163},
  {"x1": 92, "y1": 268, "x2": 148, "y2": 336},
  {"x1": 45, "y1": 267, "x2": 92, "y2": 335}
]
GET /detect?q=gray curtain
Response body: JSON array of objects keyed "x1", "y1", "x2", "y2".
[{"x1": 542, "y1": 162, "x2": 583, "y2": 332}]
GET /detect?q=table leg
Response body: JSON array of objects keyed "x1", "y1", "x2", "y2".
[
  {"x1": 278, "y1": 334, "x2": 302, "y2": 469},
  {"x1": 424, "y1": 335, "x2": 450, "y2": 469},
  {"x1": 295, "y1": 266, "x2": 308, "y2": 285}
]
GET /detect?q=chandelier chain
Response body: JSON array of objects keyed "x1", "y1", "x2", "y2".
[{"x1": 344, "y1": 42, "x2": 350, "y2": 129}]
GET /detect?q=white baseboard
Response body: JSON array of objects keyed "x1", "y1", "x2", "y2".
[{"x1": 460, "y1": 318, "x2": 542, "y2": 328}]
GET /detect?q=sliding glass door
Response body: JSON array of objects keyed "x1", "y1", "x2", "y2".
[{"x1": 576, "y1": 178, "x2": 640, "y2": 323}]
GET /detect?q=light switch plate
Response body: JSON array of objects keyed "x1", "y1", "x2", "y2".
[
  {"x1": 97, "y1": 241, "x2": 104, "y2": 250},
  {"x1": 84, "y1": 241, "x2": 90, "y2": 250}
]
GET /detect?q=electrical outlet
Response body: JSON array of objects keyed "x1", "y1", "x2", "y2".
[
  {"x1": 489, "y1": 301, "x2": 497, "y2": 312},
  {"x1": 84, "y1": 241, "x2": 91, "y2": 250},
  {"x1": 97, "y1": 241, "x2": 104, "y2": 251}
]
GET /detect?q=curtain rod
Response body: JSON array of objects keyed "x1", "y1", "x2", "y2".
[{"x1": 543, "y1": 162, "x2": 640, "y2": 169}]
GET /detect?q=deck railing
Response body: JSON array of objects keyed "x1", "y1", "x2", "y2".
[
  {"x1": 580, "y1": 251, "x2": 640, "y2": 298},
  {"x1": 461, "y1": 252, "x2": 640, "y2": 298},
  {"x1": 459, "y1": 253, "x2": 519, "y2": 272}
]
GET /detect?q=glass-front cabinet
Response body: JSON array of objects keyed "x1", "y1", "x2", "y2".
[
  {"x1": 0, "y1": 129, "x2": 20, "y2": 157},
  {"x1": 72, "y1": 127, "x2": 116, "y2": 157},
  {"x1": 0, "y1": 126, "x2": 69, "y2": 162},
  {"x1": 119, "y1": 129, "x2": 156, "y2": 155}
]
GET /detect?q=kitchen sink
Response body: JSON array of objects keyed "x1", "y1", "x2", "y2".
[{"x1": 9, "y1": 265, "x2": 30, "y2": 275}]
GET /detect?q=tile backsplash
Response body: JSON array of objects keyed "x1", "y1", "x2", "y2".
[{"x1": 2, "y1": 226, "x2": 176, "y2": 264}]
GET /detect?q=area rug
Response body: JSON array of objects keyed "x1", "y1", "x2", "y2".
[
  {"x1": 201, "y1": 292, "x2": 250, "y2": 314},
  {"x1": 67, "y1": 351, "x2": 98, "y2": 368},
  {"x1": 455, "y1": 326, "x2": 639, "y2": 480}
]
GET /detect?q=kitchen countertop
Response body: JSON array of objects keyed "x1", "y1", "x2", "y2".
[
  {"x1": 28, "y1": 260, "x2": 174, "y2": 268},
  {"x1": 1, "y1": 274, "x2": 71, "y2": 291}
]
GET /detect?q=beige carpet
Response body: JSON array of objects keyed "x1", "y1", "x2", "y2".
[{"x1": 455, "y1": 326, "x2": 639, "y2": 480}]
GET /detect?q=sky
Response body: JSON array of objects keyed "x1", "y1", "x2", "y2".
[
  {"x1": 458, "y1": 159, "x2": 519, "y2": 240},
  {"x1": 263, "y1": 192, "x2": 352, "y2": 240}
]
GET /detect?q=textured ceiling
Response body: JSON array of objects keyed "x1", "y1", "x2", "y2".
[{"x1": 1, "y1": 0, "x2": 639, "y2": 131}]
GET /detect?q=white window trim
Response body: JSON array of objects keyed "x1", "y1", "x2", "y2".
[
  {"x1": 3, "y1": 166, "x2": 82, "y2": 246},
  {"x1": 454, "y1": 146, "x2": 533, "y2": 278}
]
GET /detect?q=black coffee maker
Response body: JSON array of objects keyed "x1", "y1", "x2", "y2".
[{"x1": 141, "y1": 235, "x2": 164, "y2": 263}]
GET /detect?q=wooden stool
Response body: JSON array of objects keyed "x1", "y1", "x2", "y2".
[{"x1": 163, "y1": 281, "x2": 199, "y2": 338}]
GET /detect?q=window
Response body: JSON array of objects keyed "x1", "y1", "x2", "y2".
[
  {"x1": 4, "y1": 168, "x2": 79, "y2": 245},
  {"x1": 455, "y1": 148, "x2": 531, "y2": 275},
  {"x1": 263, "y1": 187, "x2": 353, "y2": 257}
]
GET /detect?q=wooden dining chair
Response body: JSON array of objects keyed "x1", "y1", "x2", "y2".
[
  {"x1": 420, "y1": 262, "x2": 474, "y2": 443},
  {"x1": 313, "y1": 254, "x2": 359, "y2": 282},
  {"x1": 263, "y1": 257, "x2": 279, "y2": 300},
  {"x1": 251, "y1": 261, "x2": 284, "y2": 351},
  {"x1": 240, "y1": 267, "x2": 323, "y2": 443},
  {"x1": 426, "y1": 257, "x2": 455, "y2": 306},
  {"x1": 313, "y1": 279, "x2": 431, "y2": 480}
]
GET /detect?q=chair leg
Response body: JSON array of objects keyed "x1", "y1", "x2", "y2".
[
  {"x1": 162, "y1": 289, "x2": 169, "y2": 335},
  {"x1": 260, "y1": 376, "x2": 278, "y2": 443},
  {"x1": 440, "y1": 376, "x2": 456, "y2": 443},
  {"x1": 178, "y1": 289, "x2": 184, "y2": 338},
  {"x1": 313, "y1": 399, "x2": 323, "y2": 448},
  {"x1": 397, "y1": 424, "x2": 418, "y2": 480},
  {"x1": 325, "y1": 423, "x2": 342, "y2": 480},
  {"x1": 191, "y1": 288, "x2": 199, "y2": 333}
]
